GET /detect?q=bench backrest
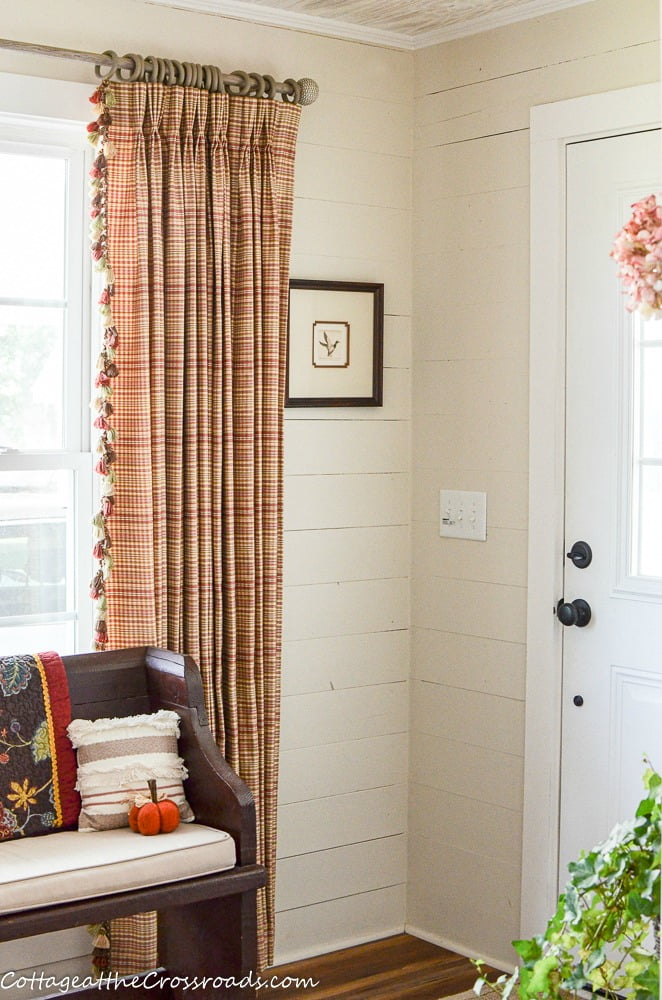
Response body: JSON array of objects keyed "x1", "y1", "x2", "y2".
[{"x1": 60, "y1": 646, "x2": 256, "y2": 865}]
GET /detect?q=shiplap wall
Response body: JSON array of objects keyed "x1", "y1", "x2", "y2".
[
  {"x1": 278, "y1": 68, "x2": 413, "y2": 957},
  {"x1": 0, "y1": 0, "x2": 413, "y2": 970},
  {"x1": 408, "y1": 0, "x2": 660, "y2": 967}
]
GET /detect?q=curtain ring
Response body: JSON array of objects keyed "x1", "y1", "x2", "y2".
[
  {"x1": 281, "y1": 78, "x2": 300, "y2": 104},
  {"x1": 170, "y1": 60, "x2": 185, "y2": 85},
  {"x1": 160, "y1": 59, "x2": 175, "y2": 85},
  {"x1": 262, "y1": 75, "x2": 277, "y2": 100},
  {"x1": 183, "y1": 62, "x2": 202, "y2": 87},
  {"x1": 185, "y1": 63, "x2": 202, "y2": 88},
  {"x1": 95, "y1": 50, "x2": 119, "y2": 81},
  {"x1": 249, "y1": 73, "x2": 266, "y2": 99},
  {"x1": 155, "y1": 58, "x2": 169, "y2": 84},
  {"x1": 118, "y1": 53, "x2": 145, "y2": 82},
  {"x1": 227, "y1": 70, "x2": 251, "y2": 96},
  {"x1": 202, "y1": 65, "x2": 215, "y2": 91},
  {"x1": 142, "y1": 56, "x2": 159, "y2": 82}
]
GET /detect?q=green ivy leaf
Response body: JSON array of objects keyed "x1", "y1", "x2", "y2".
[
  {"x1": 645, "y1": 768, "x2": 662, "y2": 791},
  {"x1": 568, "y1": 854, "x2": 601, "y2": 890},
  {"x1": 500, "y1": 977, "x2": 516, "y2": 1000},
  {"x1": 563, "y1": 962, "x2": 587, "y2": 990},
  {"x1": 644, "y1": 866, "x2": 659, "y2": 896},
  {"x1": 627, "y1": 892, "x2": 655, "y2": 918},
  {"x1": 585, "y1": 945, "x2": 607, "y2": 974},
  {"x1": 563, "y1": 884, "x2": 579, "y2": 922},
  {"x1": 526, "y1": 955, "x2": 557, "y2": 995},
  {"x1": 512, "y1": 938, "x2": 542, "y2": 964},
  {"x1": 634, "y1": 959, "x2": 659, "y2": 994},
  {"x1": 636, "y1": 796, "x2": 654, "y2": 818}
]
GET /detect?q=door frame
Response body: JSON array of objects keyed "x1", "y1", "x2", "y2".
[{"x1": 521, "y1": 83, "x2": 661, "y2": 938}]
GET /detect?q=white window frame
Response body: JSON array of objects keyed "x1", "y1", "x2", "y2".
[{"x1": 0, "y1": 73, "x2": 95, "y2": 653}]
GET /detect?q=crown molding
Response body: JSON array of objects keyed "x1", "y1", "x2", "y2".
[
  {"x1": 143, "y1": 0, "x2": 417, "y2": 49},
  {"x1": 144, "y1": 0, "x2": 595, "y2": 50}
]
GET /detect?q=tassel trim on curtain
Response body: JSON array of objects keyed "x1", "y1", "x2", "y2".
[{"x1": 88, "y1": 83, "x2": 118, "y2": 650}]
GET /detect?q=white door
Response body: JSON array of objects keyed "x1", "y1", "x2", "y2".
[{"x1": 559, "y1": 127, "x2": 662, "y2": 883}]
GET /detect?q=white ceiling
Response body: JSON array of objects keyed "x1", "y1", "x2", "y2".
[{"x1": 146, "y1": 0, "x2": 595, "y2": 48}]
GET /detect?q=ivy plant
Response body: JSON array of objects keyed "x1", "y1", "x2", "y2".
[{"x1": 474, "y1": 765, "x2": 661, "y2": 1000}]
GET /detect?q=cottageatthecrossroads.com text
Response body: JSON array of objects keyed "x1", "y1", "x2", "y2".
[{"x1": 0, "y1": 971, "x2": 320, "y2": 993}]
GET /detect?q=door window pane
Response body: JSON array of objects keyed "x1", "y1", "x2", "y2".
[
  {"x1": 0, "y1": 152, "x2": 66, "y2": 301},
  {"x1": 641, "y1": 345, "x2": 662, "y2": 458},
  {"x1": 0, "y1": 305, "x2": 64, "y2": 450},
  {"x1": 0, "y1": 470, "x2": 74, "y2": 618},
  {"x1": 638, "y1": 465, "x2": 662, "y2": 578},
  {"x1": 640, "y1": 315, "x2": 662, "y2": 342},
  {"x1": 630, "y1": 315, "x2": 662, "y2": 581}
]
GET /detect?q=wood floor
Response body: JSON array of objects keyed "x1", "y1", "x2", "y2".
[{"x1": 270, "y1": 934, "x2": 495, "y2": 999}]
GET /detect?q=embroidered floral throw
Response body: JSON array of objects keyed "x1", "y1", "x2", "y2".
[{"x1": 0, "y1": 651, "x2": 80, "y2": 840}]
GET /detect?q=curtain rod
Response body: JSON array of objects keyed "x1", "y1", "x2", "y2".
[{"x1": 0, "y1": 36, "x2": 319, "y2": 105}]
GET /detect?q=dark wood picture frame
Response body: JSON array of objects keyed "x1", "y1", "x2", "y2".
[{"x1": 285, "y1": 279, "x2": 384, "y2": 407}]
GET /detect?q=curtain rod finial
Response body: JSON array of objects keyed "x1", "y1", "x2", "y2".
[{"x1": 297, "y1": 78, "x2": 319, "y2": 106}]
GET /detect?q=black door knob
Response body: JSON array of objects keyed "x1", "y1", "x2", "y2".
[
  {"x1": 556, "y1": 598, "x2": 592, "y2": 627},
  {"x1": 566, "y1": 540, "x2": 592, "y2": 569}
]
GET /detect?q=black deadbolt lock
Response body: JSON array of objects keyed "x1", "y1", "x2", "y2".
[{"x1": 566, "y1": 540, "x2": 592, "y2": 569}]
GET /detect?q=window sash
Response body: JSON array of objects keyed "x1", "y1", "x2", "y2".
[
  {"x1": 0, "y1": 453, "x2": 94, "y2": 647},
  {"x1": 0, "y1": 98, "x2": 93, "y2": 654}
]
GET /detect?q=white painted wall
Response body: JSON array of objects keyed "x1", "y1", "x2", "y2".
[
  {"x1": 408, "y1": 0, "x2": 660, "y2": 968},
  {"x1": 0, "y1": 0, "x2": 413, "y2": 970}
]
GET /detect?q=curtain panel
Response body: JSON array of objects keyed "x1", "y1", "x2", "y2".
[{"x1": 93, "y1": 80, "x2": 300, "y2": 968}]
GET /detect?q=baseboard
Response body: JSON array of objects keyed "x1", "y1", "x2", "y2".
[
  {"x1": 404, "y1": 924, "x2": 514, "y2": 977},
  {"x1": 274, "y1": 922, "x2": 515, "y2": 974},
  {"x1": 273, "y1": 924, "x2": 406, "y2": 968}
]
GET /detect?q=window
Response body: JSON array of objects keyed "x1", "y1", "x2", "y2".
[
  {"x1": 0, "y1": 92, "x2": 93, "y2": 654},
  {"x1": 631, "y1": 313, "x2": 662, "y2": 579}
]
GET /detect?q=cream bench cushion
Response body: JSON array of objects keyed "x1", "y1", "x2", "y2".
[{"x1": 0, "y1": 824, "x2": 236, "y2": 915}]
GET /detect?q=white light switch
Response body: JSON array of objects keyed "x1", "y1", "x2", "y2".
[{"x1": 439, "y1": 489, "x2": 487, "y2": 541}]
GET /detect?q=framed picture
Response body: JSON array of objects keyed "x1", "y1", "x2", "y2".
[{"x1": 286, "y1": 279, "x2": 384, "y2": 407}]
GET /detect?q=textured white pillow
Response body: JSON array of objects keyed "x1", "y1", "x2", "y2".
[{"x1": 67, "y1": 710, "x2": 194, "y2": 831}]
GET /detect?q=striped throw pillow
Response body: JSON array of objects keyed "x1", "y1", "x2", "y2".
[{"x1": 67, "y1": 710, "x2": 194, "y2": 831}]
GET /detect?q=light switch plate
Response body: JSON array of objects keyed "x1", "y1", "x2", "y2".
[{"x1": 439, "y1": 489, "x2": 487, "y2": 541}]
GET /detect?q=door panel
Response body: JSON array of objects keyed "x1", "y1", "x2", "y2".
[{"x1": 560, "y1": 129, "x2": 662, "y2": 885}]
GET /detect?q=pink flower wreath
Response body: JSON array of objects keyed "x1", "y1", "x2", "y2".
[{"x1": 611, "y1": 193, "x2": 662, "y2": 319}]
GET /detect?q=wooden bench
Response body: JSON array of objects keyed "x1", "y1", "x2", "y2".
[{"x1": 0, "y1": 646, "x2": 267, "y2": 999}]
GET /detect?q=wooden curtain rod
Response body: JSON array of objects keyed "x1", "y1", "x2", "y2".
[{"x1": 0, "y1": 36, "x2": 319, "y2": 105}]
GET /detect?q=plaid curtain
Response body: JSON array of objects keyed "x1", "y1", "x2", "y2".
[{"x1": 92, "y1": 80, "x2": 300, "y2": 969}]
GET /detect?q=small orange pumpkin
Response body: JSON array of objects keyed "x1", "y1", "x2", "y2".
[{"x1": 129, "y1": 779, "x2": 180, "y2": 835}]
